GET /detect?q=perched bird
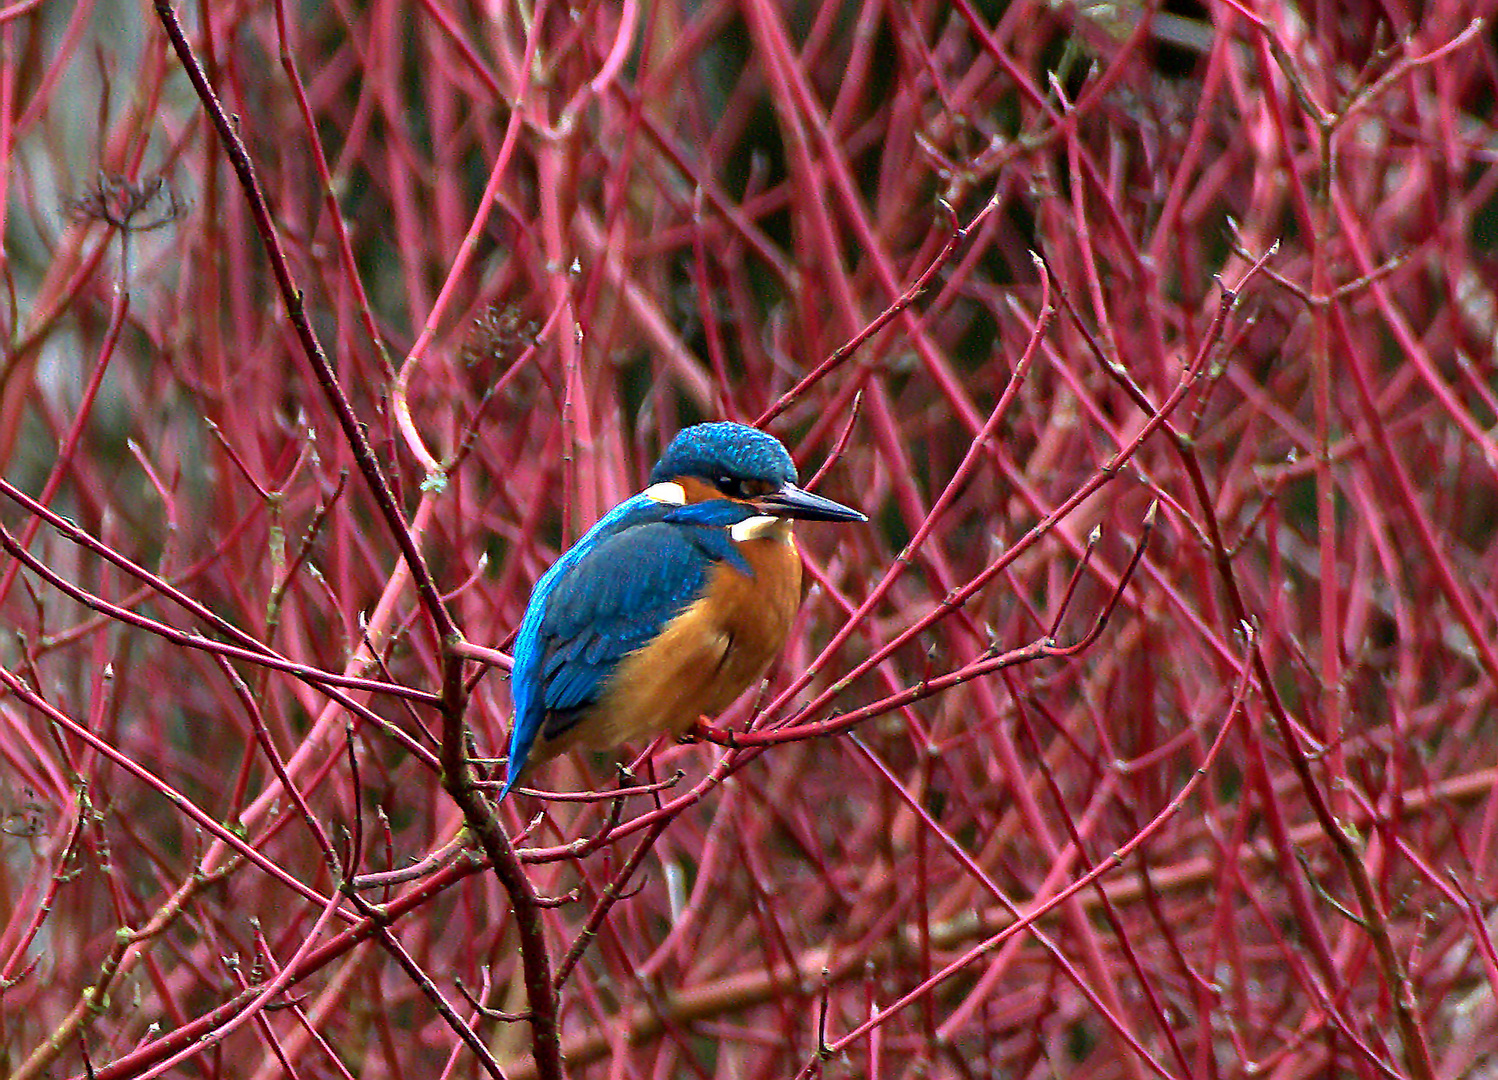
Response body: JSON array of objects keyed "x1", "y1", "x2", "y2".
[{"x1": 502, "y1": 422, "x2": 865, "y2": 796}]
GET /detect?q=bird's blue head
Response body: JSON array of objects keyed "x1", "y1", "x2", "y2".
[
  {"x1": 648, "y1": 422, "x2": 865, "y2": 522},
  {"x1": 651, "y1": 422, "x2": 796, "y2": 489}
]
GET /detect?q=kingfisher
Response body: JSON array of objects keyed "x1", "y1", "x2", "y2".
[{"x1": 501, "y1": 421, "x2": 865, "y2": 796}]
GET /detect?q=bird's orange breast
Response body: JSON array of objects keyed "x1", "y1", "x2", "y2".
[{"x1": 590, "y1": 519, "x2": 803, "y2": 749}]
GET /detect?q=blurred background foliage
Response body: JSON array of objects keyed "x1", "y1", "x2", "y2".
[{"x1": 4, "y1": 1, "x2": 1498, "y2": 1078}]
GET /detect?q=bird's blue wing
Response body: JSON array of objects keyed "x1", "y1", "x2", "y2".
[
  {"x1": 503, "y1": 496, "x2": 756, "y2": 793},
  {"x1": 537, "y1": 524, "x2": 711, "y2": 717},
  {"x1": 505, "y1": 494, "x2": 667, "y2": 790}
]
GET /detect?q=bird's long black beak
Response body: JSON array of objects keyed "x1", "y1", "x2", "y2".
[{"x1": 755, "y1": 483, "x2": 866, "y2": 522}]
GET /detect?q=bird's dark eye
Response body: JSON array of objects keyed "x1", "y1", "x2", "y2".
[{"x1": 713, "y1": 475, "x2": 749, "y2": 499}]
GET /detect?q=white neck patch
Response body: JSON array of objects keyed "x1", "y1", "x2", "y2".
[
  {"x1": 729, "y1": 515, "x2": 785, "y2": 542},
  {"x1": 642, "y1": 481, "x2": 686, "y2": 505}
]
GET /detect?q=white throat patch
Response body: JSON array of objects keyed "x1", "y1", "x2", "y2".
[{"x1": 729, "y1": 515, "x2": 785, "y2": 542}]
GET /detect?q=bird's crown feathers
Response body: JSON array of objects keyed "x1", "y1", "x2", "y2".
[{"x1": 649, "y1": 422, "x2": 797, "y2": 487}]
